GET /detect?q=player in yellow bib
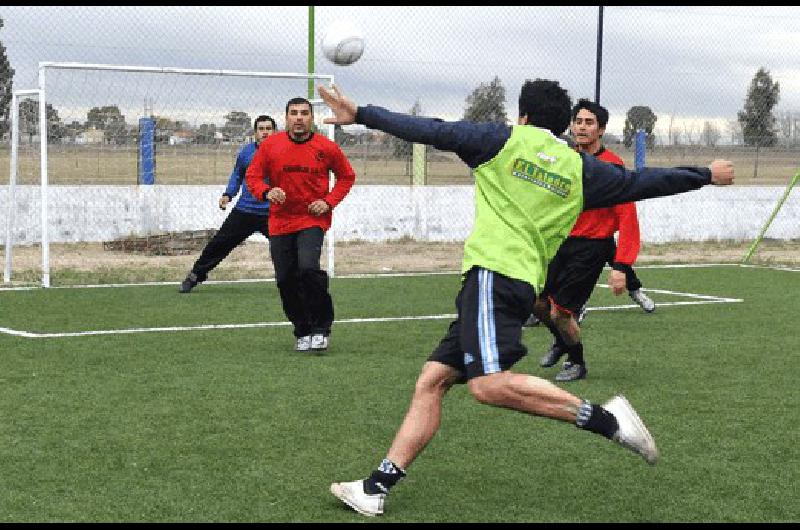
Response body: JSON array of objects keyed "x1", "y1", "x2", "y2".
[{"x1": 318, "y1": 81, "x2": 735, "y2": 517}]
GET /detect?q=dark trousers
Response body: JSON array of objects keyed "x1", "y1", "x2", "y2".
[
  {"x1": 269, "y1": 226, "x2": 333, "y2": 338},
  {"x1": 191, "y1": 208, "x2": 269, "y2": 282}
]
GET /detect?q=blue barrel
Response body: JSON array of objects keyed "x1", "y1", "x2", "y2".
[
  {"x1": 138, "y1": 117, "x2": 156, "y2": 185},
  {"x1": 634, "y1": 129, "x2": 646, "y2": 171}
]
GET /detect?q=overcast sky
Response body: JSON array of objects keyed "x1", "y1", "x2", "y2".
[{"x1": 2, "y1": 6, "x2": 799, "y2": 139}]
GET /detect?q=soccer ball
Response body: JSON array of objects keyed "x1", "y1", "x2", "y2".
[{"x1": 321, "y1": 20, "x2": 365, "y2": 66}]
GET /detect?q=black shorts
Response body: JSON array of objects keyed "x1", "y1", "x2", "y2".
[
  {"x1": 541, "y1": 237, "x2": 615, "y2": 315},
  {"x1": 428, "y1": 267, "x2": 536, "y2": 382}
]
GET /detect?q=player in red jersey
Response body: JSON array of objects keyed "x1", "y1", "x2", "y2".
[
  {"x1": 246, "y1": 97, "x2": 356, "y2": 353},
  {"x1": 531, "y1": 99, "x2": 651, "y2": 381}
]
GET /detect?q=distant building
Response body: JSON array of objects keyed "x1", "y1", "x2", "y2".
[
  {"x1": 168, "y1": 130, "x2": 195, "y2": 145},
  {"x1": 75, "y1": 127, "x2": 105, "y2": 144}
]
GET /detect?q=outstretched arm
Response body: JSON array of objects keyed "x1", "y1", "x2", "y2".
[
  {"x1": 582, "y1": 155, "x2": 734, "y2": 209},
  {"x1": 319, "y1": 84, "x2": 509, "y2": 168}
]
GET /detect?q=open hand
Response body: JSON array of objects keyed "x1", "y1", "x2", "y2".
[{"x1": 318, "y1": 84, "x2": 357, "y2": 126}]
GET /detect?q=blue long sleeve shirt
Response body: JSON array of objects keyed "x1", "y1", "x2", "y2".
[
  {"x1": 355, "y1": 105, "x2": 712, "y2": 209},
  {"x1": 224, "y1": 142, "x2": 269, "y2": 215}
]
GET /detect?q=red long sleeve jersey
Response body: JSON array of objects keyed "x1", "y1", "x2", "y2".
[
  {"x1": 245, "y1": 132, "x2": 356, "y2": 236},
  {"x1": 570, "y1": 148, "x2": 641, "y2": 266}
]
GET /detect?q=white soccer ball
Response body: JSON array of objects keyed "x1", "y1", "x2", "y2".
[{"x1": 321, "y1": 21, "x2": 365, "y2": 66}]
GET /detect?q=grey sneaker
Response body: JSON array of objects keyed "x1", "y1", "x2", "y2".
[
  {"x1": 554, "y1": 361, "x2": 587, "y2": 382},
  {"x1": 523, "y1": 313, "x2": 540, "y2": 327},
  {"x1": 311, "y1": 334, "x2": 329, "y2": 351},
  {"x1": 603, "y1": 395, "x2": 658, "y2": 465},
  {"x1": 330, "y1": 480, "x2": 385, "y2": 517},
  {"x1": 295, "y1": 335, "x2": 312, "y2": 352},
  {"x1": 576, "y1": 303, "x2": 588, "y2": 325},
  {"x1": 539, "y1": 343, "x2": 566, "y2": 368},
  {"x1": 629, "y1": 289, "x2": 655, "y2": 313},
  {"x1": 179, "y1": 272, "x2": 198, "y2": 293}
]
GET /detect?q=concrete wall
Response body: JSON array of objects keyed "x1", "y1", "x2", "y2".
[{"x1": 2, "y1": 184, "x2": 798, "y2": 245}]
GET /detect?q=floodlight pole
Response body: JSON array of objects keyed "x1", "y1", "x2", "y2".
[{"x1": 595, "y1": 5, "x2": 604, "y2": 104}]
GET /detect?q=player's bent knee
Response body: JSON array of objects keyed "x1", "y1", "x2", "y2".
[
  {"x1": 415, "y1": 362, "x2": 457, "y2": 396},
  {"x1": 467, "y1": 375, "x2": 505, "y2": 405}
]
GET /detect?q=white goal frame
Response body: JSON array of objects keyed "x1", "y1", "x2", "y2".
[
  {"x1": 6, "y1": 62, "x2": 336, "y2": 287},
  {"x1": 4, "y1": 88, "x2": 44, "y2": 286}
]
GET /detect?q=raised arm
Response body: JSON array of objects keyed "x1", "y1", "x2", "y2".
[
  {"x1": 319, "y1": 84, "x2": 509, "y2": 168},
  {"x1": 582, "y1": 154, "x2": 734, "y2": 210}
]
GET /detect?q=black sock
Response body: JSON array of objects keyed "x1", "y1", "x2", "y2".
[
  {"x1": 364, "y1": 458, "x2": 406, "y2": 495},
  {"x1": 566, "y1": 342, "x2": 585, "y2": 365},
  {"x1": 544, "y1": 321, "x2": 566, "y2": 348},
  {"x1": 575, "y1": 399, "x2": 619, "y2": 439}
]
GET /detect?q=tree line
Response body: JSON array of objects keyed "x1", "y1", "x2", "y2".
[{"x1": 0, "y1": 14, "x2": 793, "y2": 149}]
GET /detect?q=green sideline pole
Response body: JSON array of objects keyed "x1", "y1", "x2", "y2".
[
  {"x1": 308, "y1": 6, "x2": 315, "y2": 99},
  {"x1": 742, "y1": 169, "x2": 800, "y2": 263}
]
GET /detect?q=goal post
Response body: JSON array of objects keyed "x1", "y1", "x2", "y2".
[
  {"x1": 4, "y1": 89, "x2": 44, "y2": 286},
  {"x1": 7, "y1": 62, "x2": 336, "y2": 287}
]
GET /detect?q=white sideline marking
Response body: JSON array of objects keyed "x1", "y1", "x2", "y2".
[
  {"x1": 0, "y1": 314, "x2": 459, "y2": 339},
  {"x1": 0, "y1": 285, "x2": 743, "y2": 339},
  {"x1": 1, "y1": 262, "x2": 795, "y2": 293}
]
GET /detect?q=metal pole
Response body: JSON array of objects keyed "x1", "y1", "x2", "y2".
[
  {"x1": 308, "y1": 6, "x2": 315, "y2": 100},
  {"x1": 38, "y1": 66, "x2": 50, "y2": 287},
  {"x1": 595, "y1": 5, "x2": 604, "y2": 104},
  {"x1": 4, "y1": 93, "x2": 19, "y2": 283}
]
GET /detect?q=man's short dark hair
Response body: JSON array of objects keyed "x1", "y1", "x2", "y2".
[
  {"x1": 571, "y1": 98, "x2": 609, "y2": 129},
  {"x1": 254, "y1": 114, "x2": 277, "y2": 131},
  {"x1": 285, "y1": 97, "x2": 313, "y2": 114},
  {"x1": 518, "y1": 79, "x2": 572, "y2": 136}
]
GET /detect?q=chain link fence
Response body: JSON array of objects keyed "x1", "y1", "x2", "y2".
[{"x1": 1, "y1": 6, "x2": 798, "y2": 285}]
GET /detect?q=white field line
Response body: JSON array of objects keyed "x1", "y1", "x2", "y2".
[
  {"x1": 0, "y1": 314, "x2": 459, "y2": 339},
  {"x1": 0, "y1": 262, "x2": 796, "y2": 293},
  {"x1": 1, "y1": 284, "x2": 743, "y2": 339}
]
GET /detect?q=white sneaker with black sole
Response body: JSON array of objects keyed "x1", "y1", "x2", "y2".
[
  {"x1": 629, "y1": 289, "x2": 656, "y2": 313},
  {"x1": 603, "y1": 395, "x2": 658, "y2": 465},
  {"x1": 330, "y1": 480, "x2": 385, "y2": 517},
  {"x1": 311, "y1": 334, "x2": 328, "y2": 351},
  {"x1": 295, "y1": 335, "x2": 312, "y2": 352}
]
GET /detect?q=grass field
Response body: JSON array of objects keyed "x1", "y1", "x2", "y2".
[{"x1": 0, "y1": 265, "x2": 798, "y2": 522}]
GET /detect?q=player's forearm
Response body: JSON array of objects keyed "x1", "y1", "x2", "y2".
[
  {"x1": 324, "y1": 174, "x2": 355, "y2": 208},
  {"x1": 583, "y1": 155, "x2": 712, "y2": 209}
]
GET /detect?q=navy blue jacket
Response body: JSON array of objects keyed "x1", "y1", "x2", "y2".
[{"x1": 355, "y1": 105, "x2": 712, "y2": 209}]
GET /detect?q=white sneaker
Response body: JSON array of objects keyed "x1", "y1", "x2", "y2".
[
  {"x1": 295, "y1": 335, "x2": 312, "y2": 351},
  {"x1": 629, "y1": 289, "x2": 656, "y2": 313},
  {"x1": 330, "y1": 480, "x2": 385, "y2": 517},
  {"x1": 311, "y1": 334, "x2": 328, "y2": 351},
  {"x1": 603, "y1": 395, "x2": 659, "y2": 465}
]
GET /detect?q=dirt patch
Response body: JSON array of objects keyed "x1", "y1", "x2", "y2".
[{"x1": 2, "y1": 238, "x2": 798, "y2": 285}]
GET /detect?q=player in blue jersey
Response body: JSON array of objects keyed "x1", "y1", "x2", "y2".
[
  {"x1": 180, "y1": 115, "x2": 277, "y2": 293},
  {"x1": 318, "y1": 82, "x2": 734, "y2": 516}
]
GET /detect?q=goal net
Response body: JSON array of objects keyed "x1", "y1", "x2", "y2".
[{"x1": 3, "y1": 62, "x2": 337, "y2": 287}]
